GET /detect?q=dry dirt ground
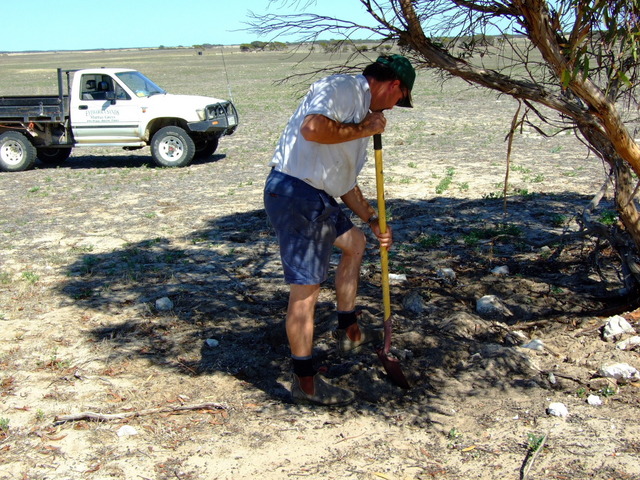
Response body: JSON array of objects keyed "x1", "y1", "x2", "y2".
[{"x1": 1, "y1": 51, "x2": 640, "y2": 480}]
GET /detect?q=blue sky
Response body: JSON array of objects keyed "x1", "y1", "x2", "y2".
[{"x1": 1, "y1": 0, "x2": 378, "y2": 52}]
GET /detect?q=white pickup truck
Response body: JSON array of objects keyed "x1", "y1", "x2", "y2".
[{"x1": 0, "y1": 68, "x2": 239, "y2": 172}]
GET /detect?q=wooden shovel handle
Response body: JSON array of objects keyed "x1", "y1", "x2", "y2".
[{"x1": 373, "y1": 134, "x2": 391, "y2": 322}]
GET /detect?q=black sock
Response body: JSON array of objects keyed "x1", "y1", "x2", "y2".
[
  {"x1": 337, "y1": 310, "x2": 357, "y2": 330},
  {"x1": 292, "y1": 357, "x2": 316, "y2": 377}
]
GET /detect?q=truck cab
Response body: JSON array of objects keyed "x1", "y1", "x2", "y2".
[
  {"x1": 68, "y1": 68, "x2": 239, "y2": 166},
  {"x1": 0, "y1": 67, "x2": 238, "y2": 171}
]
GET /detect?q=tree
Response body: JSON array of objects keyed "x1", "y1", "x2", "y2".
[
  {"x1": 249, "y1": 0, "x2": 640, "y2": 296},
  {"x1": 251, "y1": 41, "x2": 269, "y2": 51}
]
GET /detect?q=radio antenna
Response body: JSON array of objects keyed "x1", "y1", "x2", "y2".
[{"x1": 220, "y1": 46, "x2": 234, "y2": 103}]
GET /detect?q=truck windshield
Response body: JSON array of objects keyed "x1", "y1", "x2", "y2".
[{"x1": 116, "y1": 71, "x2": 166, "y2": 98}]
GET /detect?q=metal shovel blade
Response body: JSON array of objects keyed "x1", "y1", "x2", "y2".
[{"x1": 376, "y1": 318, "x2": 410, "y2": 389}]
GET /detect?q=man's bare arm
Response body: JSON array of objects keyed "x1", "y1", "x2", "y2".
[
  {"x1": 300, "y1": 113, "x2": 386, "y2": 144},
  {"x1": 341, "y1": 185, "x2": 392, "y2": 248}
]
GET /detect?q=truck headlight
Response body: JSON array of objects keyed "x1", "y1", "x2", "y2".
[{"x1": 196, "y1": 109, "x2": 206, "y2": 121}]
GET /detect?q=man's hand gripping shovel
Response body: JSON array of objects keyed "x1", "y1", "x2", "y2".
[{"x1": 373, "y1": 133, "x2": 410, "y2": 389}]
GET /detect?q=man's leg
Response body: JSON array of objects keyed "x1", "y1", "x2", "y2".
[
  {"x1": 287, "y1": 283, "x2": 355, "y2": 405},
  {"x1": 333, "y1": 227, "x2": 383, "y2": 352},
  {"x1": 333, "y1": 226, "x2": 366, "y2": 313},
  {"x1": 286, "y1": 284, "x2": 320, "y2": 358},
  {"x1": 287, "y1": 284, "x2": 320, "y2": 395}
]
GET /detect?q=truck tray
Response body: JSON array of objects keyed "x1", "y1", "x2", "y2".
[{"x1": 0, "y1": 96, "x2": 68, "y2": 122}]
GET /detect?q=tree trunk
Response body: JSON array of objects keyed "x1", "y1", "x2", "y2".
[
  {"x1": 577, "y1": 122, "x2": 640, "y2": 255},
  {"x1": 575, "y1": 122, "x2": 640, "y2": 293},
  {"x1": 613, "y1": 160, "x2": 640, "y2": 290},
  {"x1": 397, "y1": 0, "x2": 640, "y2": 292}
]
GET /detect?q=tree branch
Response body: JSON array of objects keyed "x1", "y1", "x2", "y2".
[{"x1": 53, "y1": 402, "x2": 228, "y2": 425}]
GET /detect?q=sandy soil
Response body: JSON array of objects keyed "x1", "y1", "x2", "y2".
[{"x1": 1, "y1": 57, "x2": 640, "y2": 480}]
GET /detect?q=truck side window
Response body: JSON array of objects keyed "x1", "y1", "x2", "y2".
[
  {"x1": 81, "y1": 78, "x2": 98, "y2": 100},
  {"x1": 115, "y1": 83, "x2": 130, "y2": 100}
]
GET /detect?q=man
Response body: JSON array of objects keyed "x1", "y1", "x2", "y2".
[{"x1": 264, "y1": 55, "x2": 415, "y2": 406}]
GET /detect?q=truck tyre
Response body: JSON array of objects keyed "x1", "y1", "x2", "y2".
[
  {"x1": 193, "y1": 135, "x2": 219, "y2": 159},
  {"x1": 0, "y1": 131, "x2": 37, "y2": 172},
  {"x1": 37, "y1": 147, "x2": 72, "y2": 164},
  {"x1": 151, "y1": 126, "x2": 195, "y2": 167}
]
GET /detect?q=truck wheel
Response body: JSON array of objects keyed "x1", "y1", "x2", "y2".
[
  {"x1": 151, "y1": 126, "x2": 195, "y2": 167},
  {"x1": 193, "y1": 135, "x2": 219, "y2": 159},
  {"x1": 0, "y1": 131, "x2": 37, "y2": 172},
  {"x1": 37, "y1": 147, "x2": 72, "y2": 164}
]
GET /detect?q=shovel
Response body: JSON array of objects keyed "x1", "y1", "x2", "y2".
[{"x1": 372, "y1": 133, "x2": 410, "y2": 389}]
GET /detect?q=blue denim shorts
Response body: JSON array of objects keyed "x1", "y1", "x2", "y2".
[{"x1": 264, "y1": 169, "x2": 354, "y2": 285}]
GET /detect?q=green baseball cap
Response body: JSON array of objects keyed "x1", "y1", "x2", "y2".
[{"x1": 376, "y1": 54, "x2": 415, "y2": 108}]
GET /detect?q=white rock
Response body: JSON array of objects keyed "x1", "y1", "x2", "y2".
[
  {"x1": 436, "y1": 268, "x2": 456, "y2": 283},
  {"x1": 402, "y1": 291, "x2": 427, "y2": 314},
  {"x1": 522, "y1": 339, "x2": 545, "y2": 351},
  {"x1": 616, "y1": 336, "x2": 640, "y2": 350},
  {"x1": 505, "y1": 329, "x2": 529, "y2": 345},
  {"x1": 587, "y1": 395, "x2": 603, "y2": 406},
  {"x1": 155, "y1": 297, "x2": 174, "y2": 311},
  {"x1": 491, "y1": 265, "x2": 509, "y2": 275},
  {"x1": 117, "y1": 425, "x2": 138, "y2": 437},
  {"x1": 476, "y1": 295, "x2": 513, "y2": 317},
  {"x1": 547, "y1": 402, "x2": 569, "y2": 417},
  {"x1": 205, "y1": 338, "x2": 220, "y2": 348},
  {"x1": 388, "y1": 273, "x2": 407, "y2": 284},
  {"x1": 603, "y1": 315, "x2": 636, "y2": 340},
  {"x1": 598, "y1": 363, "x2": 640, "y2": 382}
]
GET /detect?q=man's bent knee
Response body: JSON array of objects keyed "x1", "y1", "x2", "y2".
[{"x1": 335, "y1": 227, "x2": 366, "y2": 255}]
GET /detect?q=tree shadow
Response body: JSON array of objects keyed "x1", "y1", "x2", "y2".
[{"x1": 57, "y1": 191, "x2": 620, "y2": 418}]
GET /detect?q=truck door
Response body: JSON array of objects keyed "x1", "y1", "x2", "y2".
[{"x1": 71, "y1": 73, "x2": 142, "y2": 145}]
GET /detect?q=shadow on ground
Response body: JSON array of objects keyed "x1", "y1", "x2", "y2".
[
  {"x1": 57, "y1": 192, "x2": 621, "y2": 418},
  {"x1": 33, "y1": 152, "x2": 226, "y2": 170}
]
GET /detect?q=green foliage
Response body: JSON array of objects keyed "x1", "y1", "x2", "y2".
[
  {"x1": 267, "y1": 42, "x2": 288, "y2": 51},
  {"x1": 0, "y1": 417, "x2": 9, "y2": 433},
  {"x1": 482, "y1": 191, "x2": 504, "y2": 200},
  {"x1": 600, "y1": 385, "x2": 616, "y2": 397},
  {"x1": 435, "y1": 167, "x2": 455, "y2": 194},
  {"x1": 598, "y1": 209, "x2": 618, "y2": 226},
  {"x1": 512, "y1": 164, "x2": 531, "y2": 174},
  {"x1": 464, "y1": 223, "x2": 523, "y2": 246},
  {"x1": 251, "y1": 41, "x2": 268, "y2": 50},
  {"x1": 416, "y1": 233, "x2": 443, "y2": 249},
  {"x1": 550, "y1": 214, "x2": 567, "y2": 227},
  {"x1": 241, "y1": 41, "x2": 288, "y2": 52},
  {"x1": 21, "y1": 271, "x2": 39, "y2": 284},
  {"x1": 561, "y1": 0, "x2": 639, "y2": 90},
  {"x1": 527, "y1": 433, "x2": 545, "y2": 452},
  {"x1": 550, "y1": 285, "x2": 564, "y2": 295},
  {"x1": 318, "y1": 39, "x2": 348, "y2": 53}
]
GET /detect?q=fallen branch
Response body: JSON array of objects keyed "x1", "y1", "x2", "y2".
[
  {"x1": 53, "y1": 402, "x2": 228, "y2": 425},
  {"x1": 541, "y1": 370, "x2": 588, "y2": 385}
]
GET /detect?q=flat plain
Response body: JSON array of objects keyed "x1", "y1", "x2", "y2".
[{"x1": 1, "y1": 47, "x2": 639, "y2": 480}]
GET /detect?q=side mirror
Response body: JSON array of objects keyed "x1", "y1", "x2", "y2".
[{"x1": 106, "y1": 91, "x2": 116, "y2": 104}]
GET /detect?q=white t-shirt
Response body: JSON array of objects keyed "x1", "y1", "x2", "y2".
[{"x1": 269, "y1": 74, "x2": 372, "y2": 197}]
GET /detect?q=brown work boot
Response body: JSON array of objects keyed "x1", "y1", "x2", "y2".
[
  {"x1": 335, "y1": 322, "x2": 384, "y2": 356},
  {"x1": 291, "y1": 374, "x2": 354, "y2": 406}
]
